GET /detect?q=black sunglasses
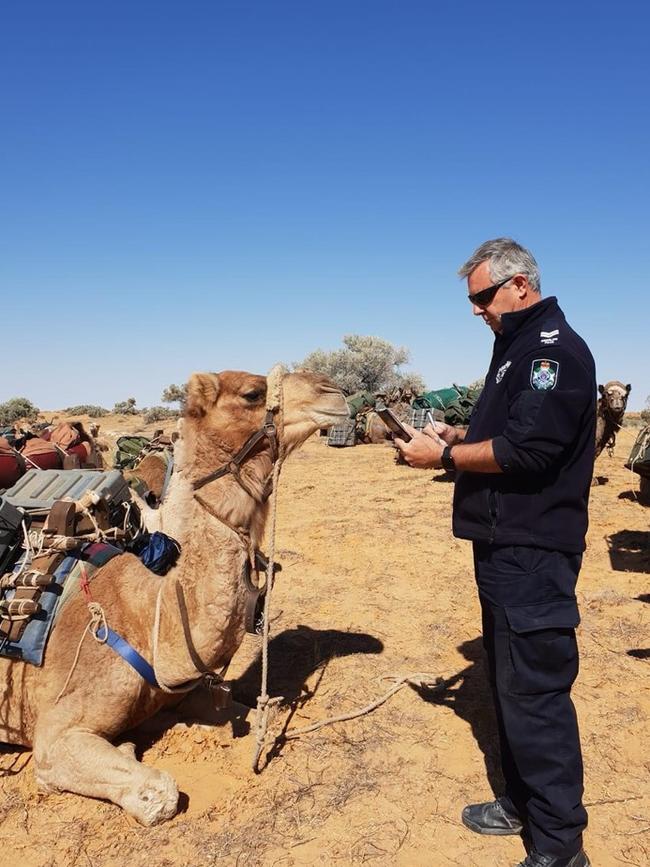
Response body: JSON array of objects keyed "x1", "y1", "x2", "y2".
[{"x1": 468, "y1": 275, "x2": 516, "y2": 307}]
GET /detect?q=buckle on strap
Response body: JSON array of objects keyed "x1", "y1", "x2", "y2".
[
  {"x1": 192, "y1": 409, "x2": 280, "y2": 492},
  {"x1": 204, "y1": 673, "x2": 232, "y2": 709}
]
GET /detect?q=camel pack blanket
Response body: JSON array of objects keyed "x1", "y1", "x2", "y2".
[
  {"x1": 0, "y1": 542, "x2": 121, "y2": 665},
  {"x1": 625, "y1": 425, "x2": 650, "y2": 479}
]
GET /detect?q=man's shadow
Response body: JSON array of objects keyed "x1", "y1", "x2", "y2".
[{"x1": 414, "y1": 636, "x2": 505, "y2": 797}]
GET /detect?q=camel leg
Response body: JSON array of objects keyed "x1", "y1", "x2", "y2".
[{"x1": 34, "y1": 728, "x2": 179, "y2": 825}]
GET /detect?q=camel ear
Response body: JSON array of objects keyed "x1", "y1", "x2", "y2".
[
  {"x1": 598, "y1": 384, "x2": 604, "y2": 395},
  {"x1": 186, "y1": 373, "x2": 220, "y2": 418},
  {"x1": 626, "y1": 384, "x2": 632, "y2": 394}
]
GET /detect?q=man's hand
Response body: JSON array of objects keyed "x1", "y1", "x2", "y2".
[
  {"x1": 394, "y1": 423, "x2": 445, "y2": 469},
  {"x1": 425, "y1": 420, "x2": 464, "y2": 445}
]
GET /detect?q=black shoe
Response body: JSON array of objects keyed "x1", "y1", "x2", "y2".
[
  {"x1": 461, "y1": 796, "x2": 523, "y2": 835},
  {"x1": 516, "y1": 850, "x2": 590, "y2": 867}
]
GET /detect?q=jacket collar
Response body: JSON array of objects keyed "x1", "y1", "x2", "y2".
[{"x1": 496, "y1": 296, "x2": 562, "y2": 345}]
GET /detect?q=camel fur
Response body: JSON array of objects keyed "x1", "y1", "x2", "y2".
[
  {"x1": 124, "y1": 452, "x2": 169, "y2": 501},
  {"x1": 595, "y1": 380, "x2": 631, "y2": 459},
  {"x1": 0, "y1": 369, "x2": 347, "y2": 825}
]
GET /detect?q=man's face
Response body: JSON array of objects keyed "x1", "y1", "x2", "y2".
[{"x1": 467, "y1": 260, "x2": 523, "y2": 333}]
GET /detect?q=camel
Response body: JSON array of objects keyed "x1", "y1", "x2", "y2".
[
  {"x1": 595, "y1": 380, "x2": 631, "y2": 459},
  {"x1": 0, "y1": 368, "x2": 347, "y2": 825},
  {"x1": 359, "y1": 410, "x2": 392, "y2": 444},
  {"x1": 124, "y1": 451, "x2": 170, "y2": 500}
]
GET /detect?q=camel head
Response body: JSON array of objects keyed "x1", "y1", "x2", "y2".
[
  {"x1": 598, "y1": 380, "x2": 631, "y2": 421},
  {"x1": 181, "y1": 368, "x2": 347, "y2": 484}
]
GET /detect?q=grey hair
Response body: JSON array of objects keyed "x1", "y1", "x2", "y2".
[{"x1": 458, "y1": 238, "x2": 541, "y2": 293}]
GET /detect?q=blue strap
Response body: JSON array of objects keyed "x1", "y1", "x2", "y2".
[{"x1": 96, "y1": 625, "x2": 160, "y2": 689}]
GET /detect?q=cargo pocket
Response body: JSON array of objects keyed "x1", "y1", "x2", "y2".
[{"x1": 505, "y1": 599, "x2": 580, "y2": 696}]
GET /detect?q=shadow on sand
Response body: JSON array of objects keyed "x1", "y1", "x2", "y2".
[
  {"x1": 628, "y1": 593, "x2": 650, "y2": 660},
  {"x1": 606, "y1": 530, "x2": 650, "y2": 573},
  {"x1": 124, "y1": 624, "x2": 384, "y2": 756},
  {"x1": 413, "y1": 636, "x2": 506, "y2": 798}
]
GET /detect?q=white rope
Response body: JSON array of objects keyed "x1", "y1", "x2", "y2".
[
  {"x1": 251, "y1": 365, "x2": 287, "y2": 771},
  {"x1": 249, "y1": 367, "x2": 448, "y2": 767},
  {"x1": 283, "y1": 673, "x2": 445, "y2": 740},
  {"x1": 251, "y1": 453, "x2": 284, "y2": 771},
  {"x1": 55, "y1": 601, "x2": 109, "y2": 703},
  {"x1": 8, "y1": 520, "x2": 35, "y2": 585}
]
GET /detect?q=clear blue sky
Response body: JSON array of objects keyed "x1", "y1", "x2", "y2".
[{"x1": 2, "y1": 1, "x2": 648, "y2": 410}]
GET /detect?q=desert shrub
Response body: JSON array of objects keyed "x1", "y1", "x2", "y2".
[
  {"x1": 63, "y1": 404, "x2": 109, "y2": 417},
  {"x1": 161, "y1": 383, "x2": 187, "y2": 405},
  {"x1": 113, "y1": 398, "x2": 139, "y2": 415},
  {"x1": 0, "y1": 397, "x2": 39, "y2": 426},
  {"x1": 144, "y1": 405, "x2": 180, "y2": 424},
  {"x1": 296, "y1": 335, "x2": 425, "y2": 395}
]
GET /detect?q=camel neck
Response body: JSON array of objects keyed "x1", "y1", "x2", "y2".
[{"x1": 149, "y1": 448, "x2": 270, "y2": 687}]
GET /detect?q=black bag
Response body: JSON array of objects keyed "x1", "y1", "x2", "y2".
[{"x1": 0, "y1": 496, "x2": 28, "y2": 575}]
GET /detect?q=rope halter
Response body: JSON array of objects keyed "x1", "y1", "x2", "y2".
[{"x1": 191, "y1": 364, "x2": 288, "y2": 506}]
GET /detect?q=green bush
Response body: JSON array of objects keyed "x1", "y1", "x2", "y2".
[
  {"x1": 144, "y1": 406, "x2": 180, "y2": 424},
  {"x1": 161, "y1": 383, "x2": 187, "y2": 405},
  {"x1": 113, "y1": 398, "x2": 139, "y2": 415},
  {"x1": 63, "y1": 404, "x2": 109, "y2": 418},
  {"x1": 0, "y1": 397, "x2": 39, "y2": 427},
  {"x1": 296, "y1": 334, "x2": 425, "y2": 395}
]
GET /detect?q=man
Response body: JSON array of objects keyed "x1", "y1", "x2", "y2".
[{"x1": 396, "y1": 239, "x2": 595, "y2": 867}]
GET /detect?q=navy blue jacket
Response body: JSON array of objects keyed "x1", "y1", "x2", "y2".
[{"x1": 453, "y1": 297, "x2": 596, "y2": 553}]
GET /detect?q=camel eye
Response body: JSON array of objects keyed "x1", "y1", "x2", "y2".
[{"x1": 243, "y1": 390, "x2": 262, "y2": 402}]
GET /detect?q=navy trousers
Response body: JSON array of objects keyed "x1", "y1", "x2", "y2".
[{"x1": 473, "y1": 543, "x2": 588, "y2": 858}]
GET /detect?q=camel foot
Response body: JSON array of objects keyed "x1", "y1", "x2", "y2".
[{"x1": 34, "y1": 728, "x2": 179, "y2": 826}]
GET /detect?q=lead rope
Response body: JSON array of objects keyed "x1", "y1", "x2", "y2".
[
  {"x1": 251, "y1": 369, "x2": 445, "y2": 771},
  {"x1": 252, "y1": 364, "x2": 286, "y2": 772}
]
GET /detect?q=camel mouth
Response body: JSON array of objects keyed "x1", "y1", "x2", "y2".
[
  {"x1": 312, "y1": 408, "x2": 349, "y2": 424},
  {"x1": 310, "y1": 403, "x2": 349, "y2": 429}
]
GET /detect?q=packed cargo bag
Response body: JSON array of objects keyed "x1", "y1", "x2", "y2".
[
  {"x1": 0, "y1": 437, "x2": 25, "y2": 489},
  {"x1": 412, "y1": 383, "x2": 481, "y2": 426},
  {"x1": 21, "y1": 437, "x2": 62, "y2": 471},
  {"x1": 346, "y1": 391, "x2": 376, "y2": 418},
  {"x1": 114, "y1": 435, "x2": 152, "y2": 470},
  {"x1": 0, "y1": 469, "x2": 139, "y2": 662},
  {"x1": 625, "y1": 425, "x2": 650, "y2": 478}
]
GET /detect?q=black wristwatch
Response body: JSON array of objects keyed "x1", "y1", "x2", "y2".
[{"x1": 441, "y1": 445, "x2": 456, "y2": 472}]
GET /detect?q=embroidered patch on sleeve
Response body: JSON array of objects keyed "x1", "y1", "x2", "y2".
[{"x1": 530, "y1": 358, "x2": 559, "y2": 390}]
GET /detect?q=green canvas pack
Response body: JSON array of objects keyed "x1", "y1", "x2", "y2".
[
  {"x1": 412, "y1": 386, "x2": 463, "y2": 412},
  {"x1": 346, "y1": 391, "x2": 376, "y2": 419},
  {"x1": 412, "y1": 384, "x2": 481, "y2": 426},
  {"x1": 625, "y1": 425, "x2": 650, "y2": 478},
  {"x1": 114, "y1": 435, "x2": 151, "y2": 470}
]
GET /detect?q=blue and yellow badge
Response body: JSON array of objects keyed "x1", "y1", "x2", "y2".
[{"x1": 530, "y1": 358, "x2": 559, "y2": 390}]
